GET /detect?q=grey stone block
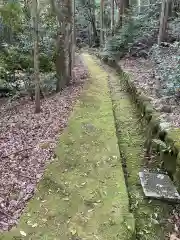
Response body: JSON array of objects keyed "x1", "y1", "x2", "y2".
[{"x1": 139, "y1": 170, "x2": 180, "y2": 202}]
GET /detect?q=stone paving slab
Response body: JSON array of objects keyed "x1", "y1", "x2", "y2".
[{"x1": 139, "y1": 170, "x2": 180, "y2": 202}]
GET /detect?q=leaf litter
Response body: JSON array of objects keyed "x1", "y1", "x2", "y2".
[
  {"x1": 119, "y1": 56, "x2": 180, "y2": 128},
  {"x1": 0, "y1": 55, "x2": 88, "y2": 231}
]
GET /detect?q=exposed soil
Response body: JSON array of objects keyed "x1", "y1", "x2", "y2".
[
  {"x1": 119, "y1": 57, "x2": 180, "y2": 128},
  {"x1": 0, "y1": 55, "x2": 88, "y2": 231}
]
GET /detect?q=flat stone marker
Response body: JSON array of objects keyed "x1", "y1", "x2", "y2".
[{"x1": 139, "y1": 171, "x2": 180, "y2": 202}]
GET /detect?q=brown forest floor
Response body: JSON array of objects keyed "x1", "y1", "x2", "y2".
[
  {"x1": 119, "y1": 57, "x2": 180, "y2": 128},
  {"x1": 0, "y1": 55, "x2": 88, "y2": 231}
]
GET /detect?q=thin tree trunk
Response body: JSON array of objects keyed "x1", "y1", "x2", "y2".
[
  {"x1": 50, "y1": 0, "x2": 68, "y2": 92},
  {"x1": 116, "y1": 0, "x2": 124, "y2": 28},
  {"x1": 67, "y1": 23, "x2": 72, "y2": 81},
  {"x1": 72, "y1": 0, "x2": 75, "y2": 70},
  {"x1": 158, "y1": 0, "x2": 170, "y2": 45},
  {"x1": 100, "y1": 0, "x2": 104, "y2": 46},
  {"x1": 32, "y1": 0, "x2": 40, "y2": 113},
  {"x1": 90, "y1": 0, "x2": 98, "y2": 46},
  {"x1": 55, "y1": 30, "x2": 66, "y2": 92},
  {"x1": 88, "y1": 22, "x2": 92, "y2": 46},
  {"x1": 91, "y1": 19, "x2": 98, "y2": 45},
  {"x1": 111, "y1": 0, "x2": 115, "y2": 35}
]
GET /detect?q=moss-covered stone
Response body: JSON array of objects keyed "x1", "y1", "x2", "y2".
[
  {"x1": 127, "y1": 81, "x2": 137, "y2": 96},
  {"x1": 174, "y1": 153, "x2": 180, "y2": 189},
  {"x1": 108, "y1": 58, "x2": 115, "y2": 67},
  {"x1": 165, "y1": 128, "x2": 180, "y2": 154},
  {"x1": 149, "y1": 115, "x2": 161, "y2": 136},
  {"x1": 151, "y1": 139, "x2": 167, "y2": 153},
  {"x1": 160, "y1": 150, "x2": 177, "y2": 176},
  {"x1": 144, "y1": 105, "x2": 154, "y2": 123}
]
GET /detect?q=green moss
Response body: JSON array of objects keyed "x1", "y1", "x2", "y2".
[
  {"x1": 174, "y1": 153, "x2": 180, "y2": 188},
  {"x1": 144, "y1": 105, "x2": 154, "y2": 122},
  {"x1": 165, "y1": 128, "x2": 180, "y2": 154},
  {"x1": 107, "y1": 66, "x2": 173, "y2": 240},
  {"x1": 160, "y1": 151, "x2": 177, "y2": 175},
  {"x1": 0, "y1": 54, "x2": 134, "y2": 240}
]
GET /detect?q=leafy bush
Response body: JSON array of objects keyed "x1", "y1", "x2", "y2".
[
  {"x1": 41, "y1": 73, "x2": 57, "y2": 94},
  {"x1": 103, "y1": 3, "x2": 160, "y2": 59},
  {"x1": 0, "y1": 2, "x2": 57, "y2": 97}
]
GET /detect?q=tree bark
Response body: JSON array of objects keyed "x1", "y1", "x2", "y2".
[
  {"x1": 55, "y1": 30, "x2": 66, "y2": 92},
  {"x1": 32, "y1": 0, "x2": 40, "y2": 113},
  {"x1": 100, "y1": 0, "x2": 104, "y2": 46},
  {"x1": 116, "y1": 0, "x2": 129, "y2": 28},
  {"x1": 50, "y1": 0, "x2": 68, "y2": 92},
  {"x1": 72, "y1": 0, "x2": 75, "y2": 70},
  {"x1": 88, "y1": 22, "x2": 92, "y2": 46},
  {"x1": 68, "y1": 24, "x2": 72, "y2": 80},
  {"x1": 158, "y1": 0, "x2": 171, "y2": 45},
  {"x1": 111, "y1": 0, "x2": 115, "y2": 35},
  {"x1": 88, "y1": 0, "x2": 98, "y2": 46}
]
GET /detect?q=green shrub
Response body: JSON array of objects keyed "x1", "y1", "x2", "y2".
[{"x1": 103, "y1": 4, "x2": 159, "y2": 59}]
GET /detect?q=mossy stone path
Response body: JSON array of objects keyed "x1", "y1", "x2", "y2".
[
  {"x1": 95, "y1": 57, "x2": 173, "y2": 240},
  {"x1": 0, "y1": 54, "x2": 134, "y2": 240}
]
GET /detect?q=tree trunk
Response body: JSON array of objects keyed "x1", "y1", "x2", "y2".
[
  {"x1": 100, "y1": 0, "x2": 104, "y2": 46},
  {"x1": 67, "y1": 23, "x2": 72, "y2": 81},
  {"x1": 91, "y1": 18, "x2": 98, "y2": 46},
  {"x1": 90, "y1": 0, "x2": 98, "y2": 46},
  {"x1": 111, "y1": 0, "x2": 115, "y2": 35},
  {"x1": 32, "y1": 0, "x2": 40, "y2": 113},
  {"x1": 88, "y1": 23, "x2": 91, "y2": 46},
  {"x1": 158, "y1": 0, "x2": 171, "y2": 45},
  {"x1": 117, "y1": 0, "x2": 123, "y2": 27},
  {"x1": 72, "y1": 0, "x2": 75, "y2": 70},
  {"x1": 50, "y1": 0, "x2": 68, "y2": 92},
  {"x1": 55, "y1": 31, "x2": 66, "y2": 92},
  {"x1": 115, "y1": 0, "x2": 129, "y2": 28}
]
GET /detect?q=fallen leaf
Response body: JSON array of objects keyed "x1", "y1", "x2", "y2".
[
  {"x1": 27, "y1": 220, "x2": 32, "y2": 225},
  {"x1": 20, "y1": 230, "x2": 27, "y2": 236},
  {"x1": 70, "y1": 229, "x2": 77, "y2": 235},
  {"x1": 62, "y1": 197, "x2": 69, "y2": 201},
  {"x1": 32, "y1": 223, "x2": 38, "y2": 228},
  {"x1": 42, "y1": 218, "x2": 47, "y2": 222},
  {"x1": 81, "y1": 182, "x2": 86, "y2": 186},
  {"x1": 88, "y1": 209, "x2": 93, "y2": 213}
]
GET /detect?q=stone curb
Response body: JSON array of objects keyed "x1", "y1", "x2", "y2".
[{"x1": 92, "y1": 51, "x2": 180, "y2": 190}]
